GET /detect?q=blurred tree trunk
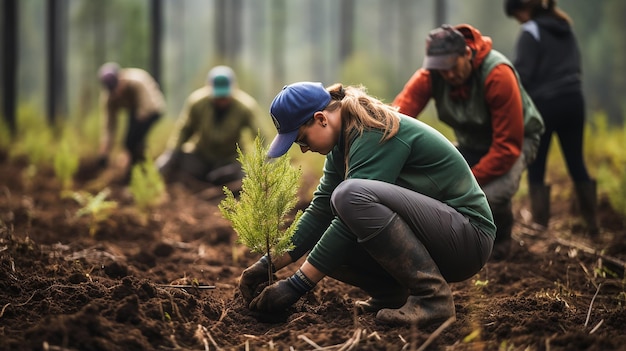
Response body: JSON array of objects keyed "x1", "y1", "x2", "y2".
[
  {"x1": 47, "y1": 0, "x2": 68, "y2": 126},
  {"x1": 170, "y1": 0, "x2": 185, "y2": 117},
  {"x1": 435, "y1": 0, "x2": 447, "y2": 26},
  {"x1": 604, "y1": 1, "x2": 626, "y2": 124},
  {"x1": 378, "y1": 0, "x2": 392, "y2": 58},
  {"x1": 215, "y1": 0, "x2": 243, "y2": 62},
  {"x1": 398, "y1": 0, "x2": 414, "y2": 87},
  {"x1": 271, "y1": 0, "x2": 286, "y2": 89},
  {"x1": 308, "y1": 0, "x2": 325, "y2": 80},
  {"x1": 339, "y1": 0, "x2": 354, "y2": 62},
  {"x1": 2, "y1": 0, "x2": 18, "y2": 135},
  {"x1": 150, "y1": 0, "x2": 163, "y2": 88},
  {"x1": 75, "y1": 1, "x2": 106, "y2": 122}
]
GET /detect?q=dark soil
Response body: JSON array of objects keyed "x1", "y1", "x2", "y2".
[{"x1": 1, "y1": 153, "x2": 625, "y2": 351}]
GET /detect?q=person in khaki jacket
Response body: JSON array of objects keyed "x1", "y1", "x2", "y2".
[
  {"x1": 97, "y1": 62, "x2": 165, "y2": 182},
  {"x1": 156, "y1": 65, "x2": 271, "y2": 187}
]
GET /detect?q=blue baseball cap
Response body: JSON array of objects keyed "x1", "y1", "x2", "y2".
[{"x1": 267, "y1": 82, "x2": 331, "y2": 158}]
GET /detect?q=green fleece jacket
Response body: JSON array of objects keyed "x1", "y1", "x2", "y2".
[{"x1": 289, "y1": 114, "x2": 495, "y2": 274}]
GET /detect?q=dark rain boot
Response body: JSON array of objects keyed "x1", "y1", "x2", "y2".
[
  {"x1": 574, "y1": 180, "x2": 599, "y2": 236},
  {"x1": 529, "y1": 183, "x2": 551, "y2": 228},
  {"x1": 490, "y1": 203, "x2": 514, "y2": 261},
  {"x1": 358, "y1": 215, "x2": 455, "y2": 326},
  {"x1": 328, "y1": 265, "x2": 408, "y2": 313}
]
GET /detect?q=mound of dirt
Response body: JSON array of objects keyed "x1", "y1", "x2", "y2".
[{"x1": 1, "y1": 156, "x2": 625, "y2": 350}]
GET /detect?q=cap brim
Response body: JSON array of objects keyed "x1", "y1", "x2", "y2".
[
  {"x1": 422, "y1": 54, "x2": 458, "y2": 70},
  {"x1": 267, "y1": 129, "x2": 300, "y2": 158},
  {"x1": 213, "y1": 86, "x2": 231, "y2": 98}
]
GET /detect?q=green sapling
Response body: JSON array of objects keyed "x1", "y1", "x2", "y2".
[
  {"x1": 53, "y1": 139, "x2": 79, "y2": 190},
  {"x1": 129, "y1": 158, "x2": 166, "y2": 212},
  {"x1": 219, "y1": 135, "x2": 302, "y2": 285},
  {"x1": 66, "y1": 188, "x2": 118, "y2": 236}
]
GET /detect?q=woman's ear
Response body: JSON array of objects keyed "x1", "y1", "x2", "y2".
[{"x1": 313, "y1": 111, "x2": 328, "y2": 126}]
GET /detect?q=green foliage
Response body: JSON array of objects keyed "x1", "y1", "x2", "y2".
[
  {"x1": 146, "y1": 118, "x2": 175, "y2": 159},
  {"x1": 10, "y1": 106, "x2": 54, "y2": 166},
  {"x1": 65, "y1": 188, "x2": 118, "y2": 237},
  {"x1": 587, "y1": 113, "x2": 626, "y2": 217},
  {"x1": 53, "y1": 138, "x2": 80, "y2": 190},
  {"x1": 0, "y1": 118, "x2": 11, "y2": 150},
  {"x1": 15, "y1": 129, "x2": 53, "y2": 166},
  {"x1": 339, "y1": 51, "x2": 396, "y2": 102},
  {"x1": 73, "y1": 109, "x2": 102, "y2": 156},
  {"x1": 474, "y1": 279, "x2": 489, "y2": 287},
  {"x1": 219, "y1": 135, "x2": 302, "y2": 265},
  {"x1": 129, "y1": 158, "x2": 166, "y2": 211},
  {"x1": 598, "y1": 165, "x2": 626, "y2": 218}
]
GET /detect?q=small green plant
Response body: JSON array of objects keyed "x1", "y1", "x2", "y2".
[
  {"x1": 219, "y1": 135, "x2": 302, "y2": 284},
  {"x1": 53, "y1": 138, "x2": 80, "y2": 190},
  {"x1": 10, "y1": 108, "x2": 54, "y2": 167},
  {"x1": 129, "y1": 158, "x2": 166, "y2": 211},
  {"x1": 474, "y1": 279, "x2": 489, "y2": 287},
  {"x1": 589, "y1": 114, "x2": 626, "y2": 217},
  {"x1": 65, "y1": 188, "x2": 118, "y2": 236}
]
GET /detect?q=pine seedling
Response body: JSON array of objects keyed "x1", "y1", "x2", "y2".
[
  {"x1": 129, "y1": 158, "x2": 166, "y2": 212},
  {"x1": 53, "y1": 139, "x2": 79, "y2": 190},
  {"x1": 219, "y1": 135, "x2": 302, "y2": 285},
  {"x1": 66, "y1": 188, "x2": 118, "y2": 236}
]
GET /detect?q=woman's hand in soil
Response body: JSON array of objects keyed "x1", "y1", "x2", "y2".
[
  {"x1": 248, "y1": 278, "x2": 303, "y2": 312},
  {"x1": 239, "y1": 256, "x2": 275, "y2": 303}
]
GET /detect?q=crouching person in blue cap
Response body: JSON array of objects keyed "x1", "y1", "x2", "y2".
[{"x1": 238, "y1": 82, "x2": 496, "y2": 326}]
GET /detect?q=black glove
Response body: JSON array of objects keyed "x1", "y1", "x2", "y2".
[
  {"x1": 249, "y1": 269, "x2": 315, "y2": 312},
  {"x1": 239, "y1": 256, "x2": 276, "y2": 303},
  {"x1": 249, "y1": 277, "x2": 304, "y2": 312},
  {"x1": 96, "y1": 155, "x2": 108, "y2": 169}
]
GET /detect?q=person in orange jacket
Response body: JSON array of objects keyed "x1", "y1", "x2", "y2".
[{"x1": 393, "y1": 24, "x2": 544, "y2": 260}]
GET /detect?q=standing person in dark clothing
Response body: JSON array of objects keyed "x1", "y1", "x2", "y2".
[
  {"x1": 505, "y1": 0, "x2": 598, "y2": 235},
  {"x1": 97, "y1": 62, "x2": 166, "y2": 183},
  {"x1": 393, "y1": 24, "x2": 544, "y2": 261}
]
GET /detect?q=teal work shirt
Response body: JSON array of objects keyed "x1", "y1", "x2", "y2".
[{"x1": 289, "y1": 114, "x2": 496, "y2": 272}]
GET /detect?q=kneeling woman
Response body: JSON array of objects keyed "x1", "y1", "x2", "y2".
[{"x1": 239, "y1": 82, "x2": 495, "y2": 326}]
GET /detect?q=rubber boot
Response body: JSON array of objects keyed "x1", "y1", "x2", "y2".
[
  {"x1": 574, "y1": 180, "x2": 599, "y2": 236},
  {"x1": 490, "y1": 202, "x2": 514, "y2": 261},
  {"x1": 528, "y1": 183, "x2": 550, "y2": 228},
  {"x1": 358, "y1": 215, "x2": 455, "y2": 326},
  {"x1": 328, "y1": 265, "x2": 408, "y2": 313}
]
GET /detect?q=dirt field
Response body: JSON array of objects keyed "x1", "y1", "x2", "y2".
[{"x1": 1, "y1": 151, "x2": 625, "y2": 351}]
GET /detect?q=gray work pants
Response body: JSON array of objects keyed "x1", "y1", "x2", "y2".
[
  {"x1": 481, "y1": 138, "x2": 539, "y2": 213},
  {"x1": 330, "y1": 179, "x2": 493, "y2": 282}
]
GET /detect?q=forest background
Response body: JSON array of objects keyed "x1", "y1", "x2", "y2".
[{"x1": 1, "y1": 0, "x2": 625, "y2": 214}]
